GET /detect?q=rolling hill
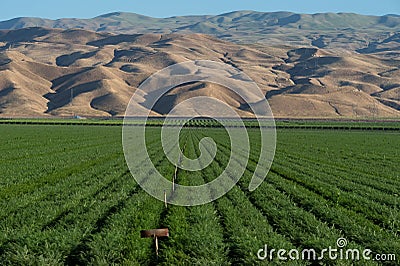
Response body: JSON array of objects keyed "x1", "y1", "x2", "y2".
[
  {"x1": 0, "y1": 11, "x2": 399, "y2": 118},
  {"x1": 1, "y1": 11, "x2": 400, "y2": 50}
]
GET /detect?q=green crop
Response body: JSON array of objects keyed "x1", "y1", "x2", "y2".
[{"x1": 0, "y1": 124, "x2": 398, "y2": 265}]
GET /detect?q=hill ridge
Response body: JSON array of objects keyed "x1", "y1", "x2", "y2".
[{"x1": 0, "y1": 28, "x2": 399, "y2": 118}]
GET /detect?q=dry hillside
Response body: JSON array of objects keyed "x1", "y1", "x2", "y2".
[{"x1": 0, "y1": 27, "x2": 399, "y2": 118}]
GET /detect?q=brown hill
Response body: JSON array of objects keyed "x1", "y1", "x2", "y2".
[
  {"x1": 0, "y1": 28, "x2": 399, "y2": 118},
  {"x1": 1, "y1": 11, "x2": 400, "y2": 52}
]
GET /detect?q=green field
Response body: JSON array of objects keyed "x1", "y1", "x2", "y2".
[
  {"x1": 1, "y1": 117, "x2": 400, "y2": 130},
  {"x1": 0, "y1": 124, "x2": 399, "y2": 265}
]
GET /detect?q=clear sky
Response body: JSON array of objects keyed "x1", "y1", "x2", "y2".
[{"x1": 2, "y1": 0, "x2": 400, "y2": 21}]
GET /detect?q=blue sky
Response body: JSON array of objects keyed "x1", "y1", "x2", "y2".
[{"x1": 2, "y1": 0, "x2": 400, "y2": 21}]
